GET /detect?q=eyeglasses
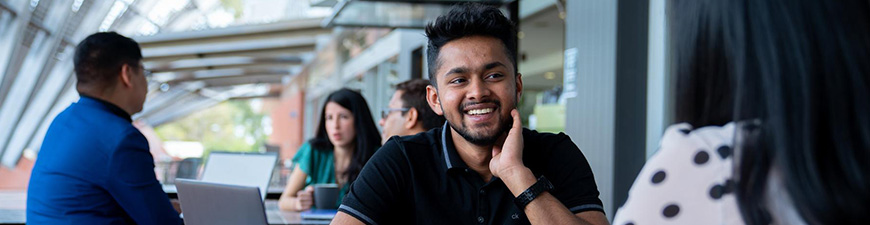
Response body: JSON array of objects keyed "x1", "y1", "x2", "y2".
[
  {"x1": 143, "y1": 69, "x2": 153, "y2": 82},
  {"x1": 381, "y1": 108, "x2": 410, "y2": 119}
]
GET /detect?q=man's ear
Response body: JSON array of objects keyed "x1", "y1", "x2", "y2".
[
  {"x1": 426, "y1": 84, "x2": 443, "y2": 115},
  {"x1": 404, "y1": 107, "x2": 418, "y2": 129},
  {"x1": 515, "y1": 72, "x2": 523, "y2": 100},
  {"x1": 119, "y1": 64, "x2": 134, "y2": 88}
]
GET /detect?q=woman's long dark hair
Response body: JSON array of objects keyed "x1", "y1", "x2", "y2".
[
  {"x1": 309, "y1": 88, "x2": 381, "y2": 186},
  {"x1": 670, "y1": 0, "x2": 870, "y2": 224}
]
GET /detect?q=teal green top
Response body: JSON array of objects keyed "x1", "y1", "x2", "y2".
[{"x1": 291, "y1": 142, "x2": 348, "y2": 208}]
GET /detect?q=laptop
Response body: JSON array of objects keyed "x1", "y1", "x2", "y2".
[
  {"x1": 175, "y1": 179, "x2": 268, "y2": 225},
  {"x1": 200, "y1": 152, "x2": 278, "y2": 200}
]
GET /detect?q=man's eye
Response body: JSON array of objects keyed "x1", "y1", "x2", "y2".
[
  {"x1": 486, "y1": 73, "x2": 504, "y2": 79},
  {"x1": 449, "y1": 78, "x2": 467, "y2": 84}
]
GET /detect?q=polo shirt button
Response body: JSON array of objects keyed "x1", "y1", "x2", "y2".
[
  {"x1": 477, "y1": 216, "x2": 484, "y2": 223},
  {"x1": 479, "y1": 190, "x2": 485, "y2": 194}
]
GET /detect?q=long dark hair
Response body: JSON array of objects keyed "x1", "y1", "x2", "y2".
[
  {"x1": 670, "y1": 0, "x2": 734, "y2": 128},
  {"x1": 670, "y1": 0, "x2": 870, "y2": 224},
  {"x1": 309, "y1": 88, "x2": 381, "y2": 185}
]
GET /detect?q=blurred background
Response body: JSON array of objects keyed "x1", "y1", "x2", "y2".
[{"x1": 0, "y1": 0, "x2": 668, "y2": 217}]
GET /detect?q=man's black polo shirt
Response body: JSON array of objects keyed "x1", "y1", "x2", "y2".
[{"x1": 339, "y1": 123, "x2": 604, "y2": 225}]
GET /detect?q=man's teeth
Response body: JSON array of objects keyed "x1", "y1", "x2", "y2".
[{"x1": 467, "y1": 108, "x2": 494, "y2": 115}]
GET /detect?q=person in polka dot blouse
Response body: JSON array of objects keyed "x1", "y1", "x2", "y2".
[
  {"x1": 615, "y1": 123, "x2": 743, "y2": 225},
  {"x1": 614, "y1": 0, "x2": 870, "y2": 224}
]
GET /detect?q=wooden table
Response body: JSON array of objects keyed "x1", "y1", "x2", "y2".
[{"x1": 0, "y1": 190, "x2": 330, "y2": 225}]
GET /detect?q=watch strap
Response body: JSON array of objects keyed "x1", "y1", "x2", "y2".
[{"x1": 514, "y1": 175, "x2": 554, "y2": 210}]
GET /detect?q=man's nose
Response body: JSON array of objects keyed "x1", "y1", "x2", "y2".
[{"x1": 466, "y1": 78, "x2": 490, "y2": 101}]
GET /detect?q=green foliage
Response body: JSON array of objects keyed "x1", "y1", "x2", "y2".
[
  {"x1": 219, "y1": 0, "x2": 244, "y2": 18},
  {"x1": 155, "y1": 99, "x2": 269, "y2": 159}
]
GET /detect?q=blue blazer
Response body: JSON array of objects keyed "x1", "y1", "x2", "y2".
[{"x1": 27, "y1": 96, "x2": 182, "y2": 225}]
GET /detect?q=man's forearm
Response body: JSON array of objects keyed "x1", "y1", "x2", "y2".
[
  {"x1": 501, "y1": 167, "x2": 607, "y2": 225},
  {"x1": 524, "y1": 192, "x2": 587, "y2": 224}
]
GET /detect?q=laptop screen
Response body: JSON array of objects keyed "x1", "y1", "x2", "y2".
[
  {"x1": 175, "y1": 179, "x2": 268, "y2": 225},
  {"x1": 200, "y1": 152, "x2": 277, "y2": 200}
]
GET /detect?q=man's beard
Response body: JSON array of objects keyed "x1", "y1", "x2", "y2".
[{"x1": 447, "y1": 99, "x2": 514, "y2": 146}]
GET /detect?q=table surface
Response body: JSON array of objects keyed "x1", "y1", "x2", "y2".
[
  {"x1": 0, "y1": 190, "x2": 330, "y2": 225},
  {"x1": 163, "y1": 184, "x2": 286, "y2": 199}
]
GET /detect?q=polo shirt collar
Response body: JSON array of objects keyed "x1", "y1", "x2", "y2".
[{"x1": 440, "y1": 122, "x2": 470, "y2": 173}]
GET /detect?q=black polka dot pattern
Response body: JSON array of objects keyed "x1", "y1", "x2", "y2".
[
  {"x1": 724, "y1": 179, "x2": 735, "y2": 193},
  {"x1": 662, "y1": 204, "x2": 680, "y2": 218},
  {"x1": 679, "y1": 128, "x2": 691, "y2": 135},
  {"x1": 694, "y1": 150, "x2": 709, "y2": 165},
  {"x1": 709, "y1": 184, "x2": 725, "y2": 199},
  {"x1": 651, "y1": 170, "x2": 666, "y2": 184},
  {"x1": 717, "y1": 145, "x2": 732, "y2": 159},
  {"x1": 614, "y1": 124, "x2": 738, "y2": 224}
]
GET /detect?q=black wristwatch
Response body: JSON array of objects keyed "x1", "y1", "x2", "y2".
[{"x1": 514, "y1": 175, "x2": 554, "y2": 210}]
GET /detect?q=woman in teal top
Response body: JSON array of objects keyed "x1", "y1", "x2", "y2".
[{"x1": 279, "y1": 89, "x2": 382, "y2": 211}]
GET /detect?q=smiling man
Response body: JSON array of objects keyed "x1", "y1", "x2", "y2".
[{"x1": 331, "y1": 3, "x2": 608, "y2": 225}]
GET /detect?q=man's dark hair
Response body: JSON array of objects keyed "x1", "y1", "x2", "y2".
[
  {"x1": 424, "y1": 3, "x2": 517, "y2": 86},
  {"x1": 395, "y1": 79, "x2": 445, "y2": 130},
  {"x1": 74, "y1": 32, "x2": 143, "y2": 92}
]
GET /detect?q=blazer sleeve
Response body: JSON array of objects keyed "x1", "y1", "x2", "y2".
[{"x1": 106, "y1": 128, "x2": 183, "y2": 225}]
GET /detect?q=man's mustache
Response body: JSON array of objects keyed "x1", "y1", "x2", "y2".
[{"x1": 459, "y1": 99, "x2": 501, "y2": 111}]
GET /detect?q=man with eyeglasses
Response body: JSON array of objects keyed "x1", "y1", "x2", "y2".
[
  {"x1": 27, "y1": 32, "x2": 182, "y2": 225},
  {"x1": 379, "y1": 78, "x2": 445, "y2": 144}
]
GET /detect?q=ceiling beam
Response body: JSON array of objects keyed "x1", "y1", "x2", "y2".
[
  {"x1": 156, "y1": 66, "x2": 297, "y2": 83},
  {"x1": 141, "y1": 36, "x2": 317, "y2": 60},
  {"x1": 145, "y1": 54, "x2": 307, "y2": 73},
  {"x1": 198, "y1": 74, "x2": 287, "y2": 87},
  {"x1": 134, "y1": 18, "x2": 324, "y2": 45}
]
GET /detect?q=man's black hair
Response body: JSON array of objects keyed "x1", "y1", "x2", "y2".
[
  {"x1": 74, "y1": 32, "x2": 143, "y2": 92},
  {"x1": 395, "y1": 79, "x2": 445, "y2": 130},
  {"x1": 424, "y1": 3, "x2": 517, "y2": 86}
]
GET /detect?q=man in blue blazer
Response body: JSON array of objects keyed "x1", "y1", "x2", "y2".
[{"x1": 27, "y1": 32, "x2": 182, "y2": 225}]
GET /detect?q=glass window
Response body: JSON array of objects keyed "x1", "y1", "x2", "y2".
[{"x1": 518, "y1": 6, "x2": 566, "y2": 133}]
